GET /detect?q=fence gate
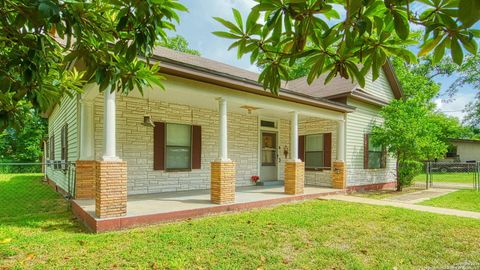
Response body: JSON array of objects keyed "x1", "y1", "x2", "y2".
[
  {"x1": 0, "y1": 162, "x2": 76, "y2": 221},
  {"x1": 424, "y1": 161, "x2": 480, "y2": 190}
]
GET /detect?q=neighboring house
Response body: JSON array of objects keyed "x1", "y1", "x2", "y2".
[
  {"x1": 44, "y1": 47, "x2": 401, "y2": 219},
  {"x1": 440, "y1": 139, "x2": 480, "y2": 162}
]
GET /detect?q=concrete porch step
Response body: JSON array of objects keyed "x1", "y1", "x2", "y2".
[{"x1": 256, "y1": 180, "x2": 284, "y2": 186}]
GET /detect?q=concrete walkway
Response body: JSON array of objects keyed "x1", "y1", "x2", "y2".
[
  {"x1": 323, "y1": 194, "x2": 480, "y2": 219},
  {"x1": 384, "y1": 188, "x2": 457, "y2": 204}
]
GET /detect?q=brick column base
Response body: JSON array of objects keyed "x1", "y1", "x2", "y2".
[
  {"x1": 285, "y1": 161, "x2": 304, "y2": 195},
  {"x1": 75, "y1": 160, "x2": 96, "y2": 199},
  {"x1": 332, "y1": 161, "x2": 346, "y2": 189},
  {"x1": 210, "y1": 161, "x2": 236, "y2": 204},
  {"x1": 95, "y1": 161, "x2": 127, "y2": 218}
]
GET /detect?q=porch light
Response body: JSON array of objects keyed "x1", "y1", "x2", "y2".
[
  {"x1": 142, "y1": 114, "x2": 155, "y2": 127},
  {"x1": 142, "y1": 94, "x2": 155, "y2": 128},
  {"x1": 240, "y1": 105, "x2": 260, "y2": 114}
]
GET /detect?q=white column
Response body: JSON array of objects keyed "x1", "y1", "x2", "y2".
[
  {"x1": 336, "y1": 118, "x2": 346, "y2": 161},
  {"x1": 79, "y1": 100, "x2": 95, "y2": 160},
  {"x1": 218, "y1": 97, "x2": 229, "y2": 162},
  {"x1": 102, "y1": 87, "x2": 120, "y2": 161},
  {"x1": 290, "y1": 111, "x2": 300, "y2": 162}
]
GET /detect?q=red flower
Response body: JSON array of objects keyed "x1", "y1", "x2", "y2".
[{"x1": 251, "y1": 175, "x2": 260, "y2": 182}]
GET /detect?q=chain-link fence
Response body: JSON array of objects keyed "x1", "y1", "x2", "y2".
[
  {"x1": 414, "y1": 161, "x2": 480, "y2": 190},
  {"x1": 0, "y1": 162, "x2": 76, "y2": 221}
]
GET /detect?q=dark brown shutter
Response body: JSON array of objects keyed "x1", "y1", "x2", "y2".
[
  {"x1": 323, "y1": 133, "x2": 332, "y2": 168},
  {"x1": 51, "y1": 135, "x2": 55, "y2": 160},
  {"x1": 364, "y1": 134, "x2": 369, "y2": 169},
  {"x1": 153, "y1": 122, "x2": 165, "y2": 170},
  {"x1": 61, "y1": 126, "x2": 65, "y2": 161},
  {"x1": 298, "y1": 135, "x2": 305, "y2": 161},
  {"x1": 64, "y1": 124, "x2": 68, "y2": 163},
  {"x1": 192, "y1": 125, "x2": 202, "y2": 169}
]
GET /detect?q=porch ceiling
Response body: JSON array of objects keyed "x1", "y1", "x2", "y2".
[{"x1": 122, "y1": 74, "x2": 347, "y2": 121}]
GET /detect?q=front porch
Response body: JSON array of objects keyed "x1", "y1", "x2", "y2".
[
  {"x1": 73, "y1": 75, "x2": 351, "y2": 225},
  {"x1": 73, "y1": 185, "x2": 343, "y2": 232}
]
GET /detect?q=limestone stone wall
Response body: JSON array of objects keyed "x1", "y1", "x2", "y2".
[
  {"x1": 93, "y1": 94, "x2": 259, "y2": 195},
  {"x1": 299, "y1": 118, "x2": 337, "y2": 187}
]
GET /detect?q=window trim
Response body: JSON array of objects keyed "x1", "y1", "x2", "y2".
[
  {"x1": 365, "y1": 133, "x2": 386, "y2": 169},
  {"x1": 164, "y1": 123, "x2": 192, "y2": 171},
  {"x1": 304, "y1": 133, "x2": 326, "y2": 170}
]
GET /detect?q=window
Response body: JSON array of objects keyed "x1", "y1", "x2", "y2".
[
  {"x1": 165, "y1": 123, "x2": 191, "y2": 170},
  {"x1": 61, "y1": 124, "x2": 68, "y2": 170},
  {"x1": 260, "y1": 120, "x2": 276, "y2": 128},
  {"x1": 305, "y1": 134, "x2": 324, "y2": 169},
  {"x1": 50, "y1": 134, "x2": 55, "y2": 160},
  {"x1": 446, "y1": 145, "x2": 457, "y2": 158},
  {"x1": 365, "y1": 134, "x2": 385, "y2": 169}
]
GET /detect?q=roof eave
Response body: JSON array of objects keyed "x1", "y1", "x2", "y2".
[{"x1": 151, "y1": 55, "x2": 355, "y2": 113}]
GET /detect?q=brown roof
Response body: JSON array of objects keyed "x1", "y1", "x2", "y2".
[
  {"x1": 284, "y1": 75, "x2": 358, "y2": 98},
  {"x1": 152, "y1": 46, "x2": 260, "y2": 82},
  {"x1": 152, "y1": 46, "x2": 402, "y2": 103}
]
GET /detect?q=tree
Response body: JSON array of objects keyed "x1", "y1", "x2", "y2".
[
  {"x1": 0, "y1": 0, "x2": 187, "y2": 132},
  {"x1": 159, "y1": 35, "x2": 201, "y2": 56},
  {"x1": 0, "y1": 105, "x2": 47, "y2": 162},
  {"x1": 214, "y1": 0, "x2": 479, "y2": 94},
  {"x1": 372, "y1": 57, "x2": 470, "y2": 191}
]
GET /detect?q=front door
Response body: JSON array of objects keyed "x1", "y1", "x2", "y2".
[{"x1": 260, "y1": 132, "x2": 278, "y2": 181}]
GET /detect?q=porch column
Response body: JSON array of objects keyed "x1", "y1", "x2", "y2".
[
  {"x1": 332, "y1": 117, "x2": 347, "y2": 189},
  {"x1": 75, "y1": 99, "x2": 96, "y2": 199},
  {"x1": 102, "y1": 88, "x2": 118, "y2": 161},
  {"x1": 290, "y1": 111, "x2": 299, "y2": 161},
  {"x1": 211, "y1": 97, "x2": 236, "y2": 204},
  {"x1": 95, "y1": 87, "x2": 127, "y2": 218},
  {"x1": 285, "y1": 111, "x2": 304, "y2": 195}
]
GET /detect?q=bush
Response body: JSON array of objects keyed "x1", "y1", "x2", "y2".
[{"x1": 398, "y1": 160, "x2": 423, "y2": 190}]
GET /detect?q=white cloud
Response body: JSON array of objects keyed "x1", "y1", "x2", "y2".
[{"x1": 435, "y1": 92, "x2": 475, "y2": 121}]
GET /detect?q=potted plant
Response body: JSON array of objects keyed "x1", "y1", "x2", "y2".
[{"x1": 251, "y1": 175, "x2": 260, "y2": 184}]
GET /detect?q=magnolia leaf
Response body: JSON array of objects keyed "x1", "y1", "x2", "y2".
[
  {"x1": 432, "y1": 38, "x2": 446, "y2": 64},
  {"x1": 212, "y1": 31, "x2": 241, "y2": 39},
  {"x1": 450, "y1": 37, "x2": 464, "y2": 65},
  {"x1": 418, "y1": 35, "x2": 443, "y2": 56},
  {"x1": 392, "y1": 10, "x2": 409, "y2": 40},
  {"x1": 232, "y1": 8, "x2": 243, "y2": 31},
  {"x1": 458, "y1": 0, "x2": 480, "y2": 27},
  {"x1": 458, "y1": 35, "x2": 478, "y2": 55}
]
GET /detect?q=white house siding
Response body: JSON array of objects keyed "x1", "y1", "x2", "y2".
[
  {"x1": 363, "y1": 70, "x2": 395, "y2": 101},
  {"x1": 345, "y1": 99, "x2": 396, "y2": 186},
  {"x1": 452, "y1": 142, "x2": 480, "y2": 162},
  {"x1": 299, "y1": 118, "x2": 337, "y2": 187},
  {"x1": 46, "y1": 93, "x2": 79, "y2": 192},
  {"x1": 93, "y1": 94, "x2": 260, "y2": 195}
]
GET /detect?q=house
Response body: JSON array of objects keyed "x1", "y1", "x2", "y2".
[
  {"x1": 44, "y1": 47, "x2": 401, "y2": 230},
  {"x1": 441, "y1": 138, "x2": 480, "y2": 162}
]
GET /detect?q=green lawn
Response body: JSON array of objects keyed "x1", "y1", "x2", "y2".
[
  {"x1": 420, "y1": 190, "x2": 480, "y2": 213},
  {"x1": 2, "y1": 174, "x2": 480, "y2": 269},
  {"x1": 413, "y1": 172, "x2": 476, "y2": 184},
  {"x1": 0, "y1": 174, "x2": 68, "y2": 219}
]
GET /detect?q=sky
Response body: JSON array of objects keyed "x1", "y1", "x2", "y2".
[{"x1": 169, "y1": 0, "x2": 476, "y2": 121}]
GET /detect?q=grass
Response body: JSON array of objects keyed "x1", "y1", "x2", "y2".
[
  {"x1": 413, "y1": 172, "x2": 476, "y2": 184},
  {"x1": 0, "y1": 174, "x2": 68, "y2": 219},
  {"x1": 2, "y1": 174, "x2": 480, "y2": 269},
  {"x1": 420, "y1": 190, "x2": 480, "y2": 213}
]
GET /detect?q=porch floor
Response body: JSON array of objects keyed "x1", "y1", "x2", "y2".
[{"x1": 72, "y1": 185, "x2": 343, "y2": 232}]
